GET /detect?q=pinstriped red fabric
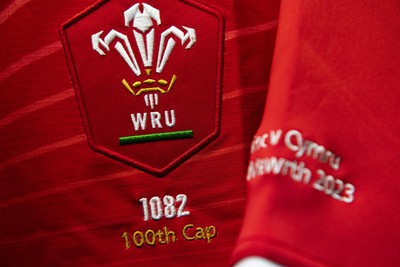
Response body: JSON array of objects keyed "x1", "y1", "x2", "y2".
[{"x1": 0, "y1": 0, "x2": 279, "y2": 266}]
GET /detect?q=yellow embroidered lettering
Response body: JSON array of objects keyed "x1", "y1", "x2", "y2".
[
  {"x1": 155, "y1": 229, "x2": 167, "y2": 244},
  {"x1": 133, "y1": 231, "x2": 145, "y2": 248},
  {"x1": 164, "y1": 227, "x2": 177, "y2": 244},
  {"x1": 145, "y1": 229, "x2": 156, "y2": 246},
  {"x1": 205, "y1": 226, "x2": 217, "y2": 243},
  {"x1": 182, "y1": 224, "x2": 217, "y2": 243},
  {"x1": 195, "y1": 227, "x2": 205, "y2": 240},
  {"x1": 121, "y1": 232, "x2": 131, "y2": 249},
  {"x1": 123, "y1": 224, "x2": 217, "y2": 250},
  {"x1": 182, "y1": 224, "x2": 196, "y2": 241},
  {"x1": 126, "y1": 227, "x2": 177, "y2": 248}
]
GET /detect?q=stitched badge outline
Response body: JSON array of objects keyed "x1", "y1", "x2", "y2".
[{"x1": 60, "y1": 0, "x2": 224, "y2": 176}]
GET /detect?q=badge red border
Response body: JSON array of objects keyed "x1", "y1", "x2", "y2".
[{"x1": 60, "y1": 0, "x2": 224, "y2": 176}]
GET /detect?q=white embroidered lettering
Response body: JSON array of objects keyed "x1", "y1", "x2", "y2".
[
  {"x1": 176, "y1": 194, "x2": 190, "y2": 218},
  {"x1": 131, "y1": 113, "x2": 147, "y2": 131},
  {"x1": 250, "y1": 130, "x2": 283, "y2": 154},
  {"x1": 284, "y1": 129, "x2": 302, "y2": 153},
  {"x1": 139, "y1": 194, "x2": 190, "y2": 221},
  {"x1": 149, "y1": 196, "x2": 163, "y2": 220},
  {"x1": 150, "y1": 112, "x2": 162, "y2": 129},
  {"x1": 270, "y1": 129, "x2": 282, "y2": 146},
  {"x1": 284, "y1": 130, "x2": 341, "y2": 171},
  {"x1": 163, "y1": 195, "x2": 176, "y2": 219},
  {"x1": 248, "y1": 129, "x2": 354, "y2": 204},
  {"x1": 246, "y1": 161, "x2": 256, "y2": 181},
  {"x1": 313, "y1": 169, "x2": 355, "y2": 203},
  {"x1": 248, "y1": 157, "x2": 311, "y2": 185},
  {"x1": 329, "y1": 155, "x2": 341, "y2": 171},
  {"x1": 164, "y1": 110, "x2": 176, "y2": 128},
  {"x1": 131, "y1": 110, "x2": 177, "y2": 130}
]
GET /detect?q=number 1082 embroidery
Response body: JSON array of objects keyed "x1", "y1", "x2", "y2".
[{"x1": 139, "y1": 194, "x2": 190, "y2": 221}]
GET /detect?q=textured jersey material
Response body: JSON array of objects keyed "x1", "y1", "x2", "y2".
[
  {"x1": 0, "y1": 0, "x2": 278, "y2": 266},
  {"x1": 232, "y1": 1, "x2": 400, "y2": 266}
]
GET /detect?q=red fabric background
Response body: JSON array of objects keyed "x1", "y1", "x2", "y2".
[
  {"x1": 0, "y1": 0, "x2": 279, "y2": 266},
  {"x1": 233, "y1": 0, "x2": 400, "y2": 266}
]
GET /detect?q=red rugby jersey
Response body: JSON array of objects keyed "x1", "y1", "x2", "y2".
[
  {"x1": 232, "y1": 0, "x2": 400, "y2": 266},
  {"x1": 0, "y1": 0, "x2": 279, "y2": 266}
]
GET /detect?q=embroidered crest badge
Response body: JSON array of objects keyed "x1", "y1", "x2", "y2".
[{"x1": 60, "y1": 0, "x2": 223, "y2": 176}]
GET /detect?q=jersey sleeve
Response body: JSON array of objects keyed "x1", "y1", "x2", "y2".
[{"x1": 232, "y1": 0, "x2": 400, "y2": 266}]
